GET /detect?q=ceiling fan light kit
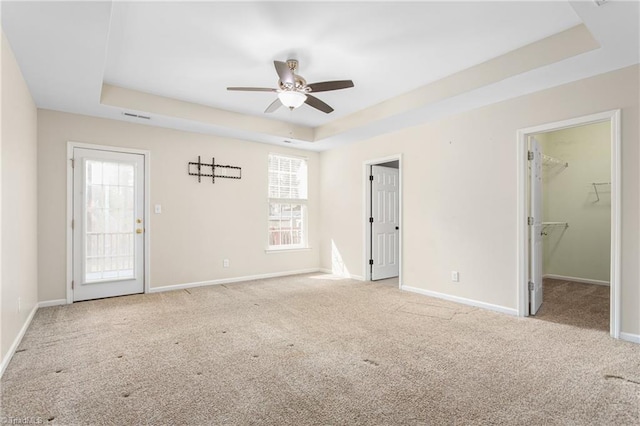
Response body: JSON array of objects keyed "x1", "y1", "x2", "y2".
[
  {"x1": 227, "y1": 59, "x2": 354, "y2": 114},
  {"x1": 278, "y1": 90, "x2": 307, "y2": 109}
]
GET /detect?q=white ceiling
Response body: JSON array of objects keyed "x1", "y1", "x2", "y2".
[
  {"x1": 103, "y1": 1, "x2": 581, "y2": 127},
  {"x1": 1, "y1": 1, "x2": 639, "y2": 151}
]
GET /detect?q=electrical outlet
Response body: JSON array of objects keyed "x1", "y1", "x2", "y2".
[
  {"x1": 223, "y1": 259, "x2": 230, "y2": 268},
  {"x1": 451, "y1": 271, "x2": 459, "y2": 282},
  {"x1": 154, "y1": 204, "x2": 162, "y2": 214}
]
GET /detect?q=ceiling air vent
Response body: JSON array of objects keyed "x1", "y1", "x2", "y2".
[{"x1": 123, "y1": 112, "x2": 151, "y2": 120}]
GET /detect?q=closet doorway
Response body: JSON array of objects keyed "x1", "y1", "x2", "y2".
[
  {"x1": 517, "y1": 110, "x2": 620, "y2": 338},
  {"x1": 363, "y1": 155, "x2": 402, "y2": 286}
]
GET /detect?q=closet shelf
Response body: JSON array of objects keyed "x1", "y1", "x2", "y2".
[
  {"x1": 542, "y1": 154, "x2": 568, "y2": 167},
  {"x1": 542, "y1": 222, "x2": 569, "y2": 226},
  {"x1": 541, "y1": 222, "x2": 568, "y2": 236}
]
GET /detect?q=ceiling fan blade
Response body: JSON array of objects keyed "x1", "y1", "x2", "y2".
[
  {"x1": 274, "y1": 61, "x2": 295, "y2": 85},
  {"x1": 264, "y1": 98, "x2": 283, "y2": 113},
  {"x1": 307, "y1": 80, "x2": 354, "y2": 93},
  {"x1": 227, "y1": 87, "x2": 277, "y2": 92},
  {"x1": 305, "y1": 95, "x2": 334, "y2": 114}
]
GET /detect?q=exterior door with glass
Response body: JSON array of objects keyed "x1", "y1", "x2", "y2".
[{"x1": 72, "y1": 147, "x2": 145, "y2": 301}]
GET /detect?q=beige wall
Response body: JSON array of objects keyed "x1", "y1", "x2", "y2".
[
  {"x1": 319, "y1": 65, "x2": 639, "y2": 336},
  {"x1": 37, "y1": 111, "x2": 320, "y2": 301},
  {"x1": 6, "y1": 41, "x2": 639, "y2": 350},
  {"x1": 538, "y1": 122, "x2": 611, "y2": 283},
  {"x1": 1, "y1": 32, "x2": 38, "y2": 362}
]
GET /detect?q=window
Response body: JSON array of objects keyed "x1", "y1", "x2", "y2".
[{"x1": 268, "y1": 154, "x2": 308, "y2": 249}]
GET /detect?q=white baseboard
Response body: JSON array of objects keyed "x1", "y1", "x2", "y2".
[
  {"x1": 148, "y1": 268, "x2": 322, "y2": 293},
  {"x1": 400, "y1": 285, "x2": 518, "y2": 316},
  {"x1": 38, "y1": 299, "x2": 67, "y2": 308},
  {"x1": 0, "y1": 304, "x2": 38, "y2": 378},
  {"x1": 543, "y1": 274, "x2": 610, "y2": 286},
  {"x1": 620, "y1": 332, "x2": 640, "y2": 344}
]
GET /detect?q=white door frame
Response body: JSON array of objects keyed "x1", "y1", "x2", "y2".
[
  {"x1": 66, "y1": 141, "x2": 151, "y2": 304},
  {"x1": 516, "y1": 110, "x2": 621, "y2": 339},
  {"x1": 363, "y1": 154, "x2": 403, "y2": 286}
]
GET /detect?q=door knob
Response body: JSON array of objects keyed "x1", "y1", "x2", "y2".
[
  {"x1": 136, "y1": 228, "x2": 143, "y2": 234},
  {"x1": 395, "y1": 226, "x2": 399, "y2": 230}
]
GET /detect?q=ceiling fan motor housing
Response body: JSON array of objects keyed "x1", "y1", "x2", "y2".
[
  {"x1": 279, "y1": 76, "x2": 308, "y2": 92},
  {"x1": 279, "y1": 60, "x2": 309, "y2": 92}
]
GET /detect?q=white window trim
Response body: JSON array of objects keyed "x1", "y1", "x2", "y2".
[
  {"x1": 265, "y1": 247, "x2": 312, "y2": 254},
  {"x1": 267, "y1": 153, "x2": 309, "y2": 250}
]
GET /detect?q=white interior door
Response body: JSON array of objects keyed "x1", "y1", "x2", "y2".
[
  {"x1": 371, "y1": 165, "x2": 399, "y2": 280},
  {"x1": 73, "y1": 147, "x2": 145, "y2": 301},
  {"x1": 529, "y1": 138, "x2": 543, "y2": 315}
]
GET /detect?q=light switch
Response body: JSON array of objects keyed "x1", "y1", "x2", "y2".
[{"x1": 154, "y1": 204, "x2": 162, "y2": 214}]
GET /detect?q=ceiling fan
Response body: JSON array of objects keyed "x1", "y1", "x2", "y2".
[{"x1": 227, "y1": 59, "x2": 354, "y2": 114}]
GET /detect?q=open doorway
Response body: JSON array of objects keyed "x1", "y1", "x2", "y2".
[
  {"x1": 363, "y1": 155, "x2": 402, "y2": 287},
  {"x1": 517, "y1": 110, "x2": 621, "y2": 338},
  {"x1": 529, "y1": 122, "x2": 611, "y2": 331}
]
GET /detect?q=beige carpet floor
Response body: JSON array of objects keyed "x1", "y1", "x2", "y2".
[
  {"x1": 1, "y1": 273, "x2": 638, "y2": 425},
  {"x1": 535, "y1": 278, "x2": 610, "y2": 332}
]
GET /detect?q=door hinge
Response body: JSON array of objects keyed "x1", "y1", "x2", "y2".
[
  {"x1": 369, "y1": 259, "x2": 374, "y2": 265},
  {"x1": 369, "y1": 217, "x2": 374, "y2": 223},
  {"x1": 527, "y1": 151, "x2": 534, "y2": 161},
  {"x1": 369, "y1": 175, "x2": 374, "y2": 181},
  {"x1": 71, "y1": 158, "x2": 75, "y2": 168},
  {"x1": 71, "y1": 219, "x2": 74, "y2": 229},
  {"x1": 528, "y1": 281, "x2": 534, "y2": 291},
  {"x1": 72, "y1": 280, "x2": 75, "y2": 290},
  {"x1": 528, "y1": 216, "x2": 534, "y2": 226}
]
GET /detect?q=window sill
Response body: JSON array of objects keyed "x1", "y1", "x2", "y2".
[{"x1": 265, "y1": 247, "x2": 312, "y2": 254}]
